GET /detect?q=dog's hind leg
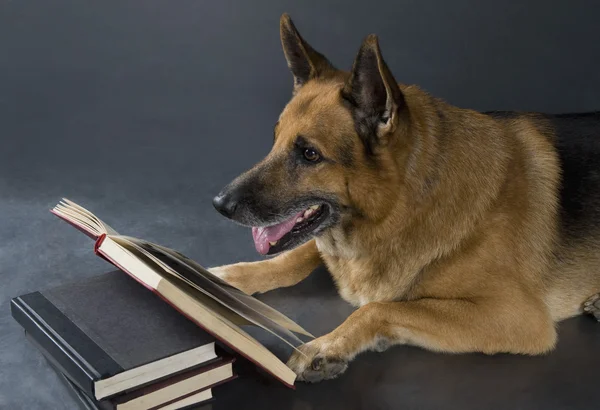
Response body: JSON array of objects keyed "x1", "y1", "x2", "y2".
[
  {"x1": 209, "y1": 239, "x2": 322, "y2": 295},
  {"x1": 287, "y1": 296, "x2": 557, "y2": 383},
  {"x1": 583, "y1": 294, "x2": 600, "y2": 321}
]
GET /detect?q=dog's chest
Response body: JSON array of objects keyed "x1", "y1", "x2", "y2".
[{"x1": 316, "y1": 235, "x2": 402, "y2": 306}]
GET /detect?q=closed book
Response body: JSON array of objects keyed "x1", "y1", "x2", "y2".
[
  {"x1": 50, "y1": 362, "x2": 109, "y2": 410},
  {"x1": 11, "y1": 271, "x2": 221, "y2": 401},
  {"x1": 29, "y1": 331, "x2": 228, "y2": 410}
]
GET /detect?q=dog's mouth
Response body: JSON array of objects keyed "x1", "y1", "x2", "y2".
[{"x1": 252, "y1": 204, "x2": 329, "y2": 255}]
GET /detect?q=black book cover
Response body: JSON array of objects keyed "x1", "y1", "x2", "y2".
[
  {"x1": 55, "y1": 369, "x2": 106, "y2": 410},
  {"x1": 50, "y1": 358, "x2": 217, "y2": 410},
  {"x1": 33, "y1": 332, "x2": 218, "y2": 410},
  {"x1": 37, "y1": 336, "x2": 109, "y2": 410},
  {"x1": 11, "y1": 270, "x2": 217, "y2": 400}
]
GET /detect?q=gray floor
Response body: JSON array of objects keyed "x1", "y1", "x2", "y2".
[{"x1": 2, "y1": 1, "x2": 600, "y2": 409}]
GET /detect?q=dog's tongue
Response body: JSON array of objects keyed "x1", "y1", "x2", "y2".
[{"x1": 252, "y1": 211, "x2": 303, "y2": 255}]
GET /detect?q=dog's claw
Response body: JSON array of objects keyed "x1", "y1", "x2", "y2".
[
  {"x1": 287, "y1": 340, "x2": 349, "y2": 383},
  {"x1": 583, "y1": 293, "x2": 600, "y2": 321},
  {"x1": 301, "y1": 357, "x2": 348, "y2": 383},
  {"x1": 311, "y1": 357, "x2": 323, "y2": 371}
]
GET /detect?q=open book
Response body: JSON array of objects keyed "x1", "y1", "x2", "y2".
[{"x1": 51, "y1": 199, "x2": 313, "y2": 388}]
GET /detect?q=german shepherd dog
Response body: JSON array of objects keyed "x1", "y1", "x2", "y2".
[{"x1": 210, "y1": 14, "x2": 600, "y2": 383}]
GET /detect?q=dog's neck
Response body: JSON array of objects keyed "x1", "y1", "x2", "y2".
[{"x1": 317, "y1": 89, "x2": 514, "y2": 303}]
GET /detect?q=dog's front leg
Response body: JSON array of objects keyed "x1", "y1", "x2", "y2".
[
  {"x1": 287, "y1": 297, "x2": 557, "y2": 383},
  {"x1": 209, "y1": 240, "x2": 322, "y2": 295}
]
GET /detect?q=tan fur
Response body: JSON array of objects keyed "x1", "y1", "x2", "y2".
[{"x1": 210, "y1": 14, "x2": 600, "y2": 382}]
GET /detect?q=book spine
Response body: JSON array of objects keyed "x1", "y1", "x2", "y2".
[
  {"x1": 28, "y1": 332, "x2": 114, "y2": 410},
  {"x1": 94, "y1": 234, "x2": 111, "y2": 264},
  {"x1": 10, "y1": 293, "x2": 124, "y2": 400}
]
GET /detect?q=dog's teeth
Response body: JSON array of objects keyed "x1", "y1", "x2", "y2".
[
  {"x1": 304, "y1": 209, "x2": 312, "y2": 218},
  {"x1": 296, "y1": 217, "x2": 304, "y2": 223},
  {"x1": 269, "y1": 241, "x2": 278, "y2": 246},
  {"x1": 310, "y1": 205, "x2": 320, "y2": 210}
]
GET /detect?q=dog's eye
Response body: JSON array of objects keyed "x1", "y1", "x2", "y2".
[{"x1": 303, "y1": 148, "x2": 320, "y2": 162}]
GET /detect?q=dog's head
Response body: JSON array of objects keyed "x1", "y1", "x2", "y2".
[{"x1": 213, "y1": 14, "x2": 408, "y2": 256}]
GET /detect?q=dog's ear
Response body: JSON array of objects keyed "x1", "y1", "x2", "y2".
[
  {"x1": 342, "y1": 35, "x2": 404, "y2": 147},
  {"x1": 280, "y1": 13, "x2": 336, "y2": 91}
]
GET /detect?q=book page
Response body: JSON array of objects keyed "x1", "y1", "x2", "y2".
[
  {"x1": 52, "y1": 199, "x2": 119, "y2": 237},
  {"x1": 52, "y1": 199, "x2": 300, "y2": 386},
  {"x1": 115, "y1": 236, "x2": 307, "y2": 350},
  {"x1": 52, "y1": 199, "x2": 311, "y2": 337},
  {"x1": 112, "y1": 237, "x2": 252, "y2": 327},
  {"x1": 97, "y1": 237, "x2": 297, "y2": 385},
  {"x1": 149, "y1": 243, "x2": 314, "y2": 337}
]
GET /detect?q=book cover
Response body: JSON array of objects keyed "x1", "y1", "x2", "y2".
[
  {"x1": 11, "y1": 271, "x2": 220, "y2": 400},
  {"x1": 30, "y1": 331, "x2": 220, "y2": 410}
]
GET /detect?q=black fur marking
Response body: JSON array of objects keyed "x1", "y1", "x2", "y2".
[
  {"x1": 286, "y1": 136, "x2": 323, "y2": 177},
  {"x1": 341, "y1": 220, "x2": 353, "y2": 238},
  {"x1": 345, "y1": 179, "x2": 352, "y2": 205},
  {"x1": 293, "y1": 135, "x2": 331, "y2": 163},
  {"x1": 214, "y1": 168, "x2": 275, "y2": 226},
  {"x1": 342, "y1": 179, "x2": 355, "y2": 238},
  {"x1": 341, "y1": 36, "x2": 404, "y2": 162},
  {"x1": 548, "y1": 111, "x2": 600, "y2": 240},
  {"x1": 341, "y1": 93, "x2": 377, "y2": 160},
  {"x1": 273, "y1": 120, "x2": 280, "y2": 142},
  {"x1": 483, "y1": 110, "x2": 521, "y2": 119},
  {"x1": 280, "y1": 15, "x2": 336, "y2": 89},
  {"x1": 266, "y1": 198, "x2": 343, "y2": 256},
  {"x1": 485, "y1": 110, "x2": 600, "y2": 242},
  {"x1": 280, "y1": 27, "x2": 312, "y2": 88},
  {"x1": 337, "y1": 137, "x2": 355, "y2": 167},
  {"x1": 294, "y1": 135, "x2": 311, "y2": 149},
  {"x1": 435, "y1": 104, "x2": 447, "y2": 124},
  {"x1": 286, "y1": 150, "x2": 301, "y2": 179}
]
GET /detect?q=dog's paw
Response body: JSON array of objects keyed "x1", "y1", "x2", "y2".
[
  {"x1": 207, "y1": 265, "x2": 256, "y2": 295},
  {"x1": 207, "y1": 266, "x2": 231, "y2": 281},
  {"x1": 583, "y1": 293, "x2": 600, "y2": 322},
  {"x1": 286, "y1": 338, "x2": 348, "y2": 383}
]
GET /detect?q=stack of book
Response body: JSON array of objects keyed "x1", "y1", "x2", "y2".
[
  {"x1": 13, "y1": 271, "x2": 236, "y2": 409},
  {"x1": 11, "y1": 199, "x2": 313, "y2": 409}
]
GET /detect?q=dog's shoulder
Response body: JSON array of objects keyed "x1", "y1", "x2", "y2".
[{"x1": 485, "y1": 110, "x2": 600, "y2": 240}]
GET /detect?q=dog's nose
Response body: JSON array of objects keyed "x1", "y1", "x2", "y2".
[{"x1": 212, "y1": 192, "x2": 238, "y2": 219}]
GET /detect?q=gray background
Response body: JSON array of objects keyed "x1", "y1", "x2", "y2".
[{"x1": 1, "y1": 0, "x2": 599, "y2": 409}]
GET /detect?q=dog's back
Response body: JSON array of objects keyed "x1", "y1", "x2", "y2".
[
  {"x1": 550, "y1": 112, "x2": 600, "y2": 239},
  {"x1": 485, "y1": 110, "x2": 600, "y2": 319}
]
